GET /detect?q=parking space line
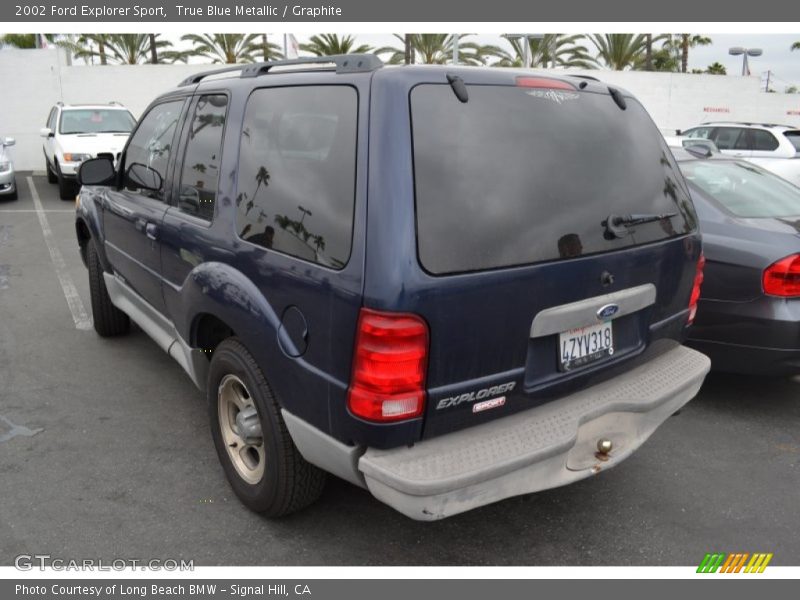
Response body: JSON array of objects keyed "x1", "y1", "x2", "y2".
[
  {"x1": 27, "y1": 176, "x2": 93, "y2": 331},
  {"x1": 0, "y1": 209, "x2": 75, "y2": 213}
]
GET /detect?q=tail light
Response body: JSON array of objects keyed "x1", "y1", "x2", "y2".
[
  {"x1": 347, "y1": 308, "x2": 429, "y2": 422},
  {"x1": 688, "y1": 253, "x2": 706, "y2": 324},
  {"x1": 515, "y1": 76, "x2": 577, "y2": 91},
  {"x1": 763, "y1": 254, "x2": 800, "y2": 297}
]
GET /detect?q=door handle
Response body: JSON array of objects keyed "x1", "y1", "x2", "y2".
[{"x1": 145, "y1": 222, "x2": 158, "y2": 241}]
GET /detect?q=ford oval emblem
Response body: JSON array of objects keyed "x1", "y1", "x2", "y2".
[{"x1": 597, "y1": 303, "x2": 620, "y2": 320}]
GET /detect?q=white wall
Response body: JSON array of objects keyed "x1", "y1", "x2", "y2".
[{"x1": 2, "y1": 48, "x2": 800, "y2": 171}]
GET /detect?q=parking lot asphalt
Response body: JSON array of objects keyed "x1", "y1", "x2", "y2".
[{"x1": 0, "y1": 174, "x2": 798, "y2": 567}]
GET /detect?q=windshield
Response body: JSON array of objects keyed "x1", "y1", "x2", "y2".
[
  {"x1": 682, "y1": 160, "x2": 800, "y2": 218},
  {"x1": 59, "y1": 109, "x2": 136, "y2": 135},
  {"x1": 411, "y1": 83, "x2": 696, "y2": 274}
]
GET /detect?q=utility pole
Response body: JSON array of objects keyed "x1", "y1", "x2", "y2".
[
  {"x1": 765, "y1": 70, "x2": 771, "y2": 92},
  {"x1": 452, "y1": 34, "x2": 459, "y2": 65}
]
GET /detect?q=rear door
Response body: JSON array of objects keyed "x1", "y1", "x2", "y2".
[
  {"x1": 102, "y1": 98, "x2": 186, "y2": 313},
  {"x1": 400, "y1": 80, "x2": 701, "y2": 438}
]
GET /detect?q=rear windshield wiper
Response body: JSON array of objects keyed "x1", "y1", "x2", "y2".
[{"x1": 603, "y1": 212, "x2": 676, "y2": 239}]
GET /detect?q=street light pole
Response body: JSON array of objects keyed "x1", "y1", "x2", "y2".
[{"x1": 729, "y1": 46, "x2": 763, "y2": 76}]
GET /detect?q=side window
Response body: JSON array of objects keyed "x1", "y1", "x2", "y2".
[
  {"x1": 122, "y1": 100, "x2": 183, "y2": 202},
  {"x1": 751, "y1": 129, "x2": 779, "y2": 151},
  {"x1": 684, "y1": 127, "x2": 712, "y2": 139},
  {"x1": 177, "y1": 95, "x2": 228, "y2": 221},
  {"x1": 47, "y1": 108, "x2": 57, "y2": 130},
  {"x1": 712, "y1": 127, "x2": 745, "y2": 150},
  {"x1": 236, "y1": 86, "x2": 357, "y2": 269}
]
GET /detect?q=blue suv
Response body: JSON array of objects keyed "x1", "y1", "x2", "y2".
[{"x1": 75, "y1": 55, "x2": 710, "y2": 520}]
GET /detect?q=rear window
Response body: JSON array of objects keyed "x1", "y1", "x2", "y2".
[
  {"x1": 59, "y1": 109, "x2": 136, "y2": 134},
  {"x1": 410, "y1": 83, "x2": 696, "y2": 274},
  {"x1": 784, "y1": 131, "x2": 800, "y2": 153},
  {"x1": 682, "y1": 160, "x2": 800, "y2": 218}
]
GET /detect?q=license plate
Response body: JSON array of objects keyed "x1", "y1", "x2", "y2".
[{"x1": 558, "y1": 322, "x2": 614, "y2": 371}]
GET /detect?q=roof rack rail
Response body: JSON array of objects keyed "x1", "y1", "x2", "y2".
[
  {"x1": 178, "y1": 54, "x2": 383, "y2": 87},
  {"x1": 108, "y1": 100, "x2": 123, "y2": 106},
  {"x1": 567, "y1": 74, "x2": 600, "y2": 82}
]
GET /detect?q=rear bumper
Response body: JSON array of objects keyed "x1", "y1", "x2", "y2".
[
  {"x1": 689, "y1": 296, "x2": 800, "y2": 375},
  {"x1": 358, "y1": 345, "x2": 709, "y2": 520}
]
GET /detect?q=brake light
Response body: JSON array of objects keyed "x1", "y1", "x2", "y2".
[
  {"x1": 763, "y1": 254, "x2": 800, "y2": 297},
  {"x1": 515, "y1": 76, "x2": 577, "y2": 91},
  {"x1": 347, "y1": 309, "x2": 429, "y2": 422},
  {"x1": 688, "y1": 254, "x2": 706, "y2": 324}
]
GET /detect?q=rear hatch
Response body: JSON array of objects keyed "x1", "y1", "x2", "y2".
[{"x1": 406, "y1": 77, "x2": 701, "y2": 439}]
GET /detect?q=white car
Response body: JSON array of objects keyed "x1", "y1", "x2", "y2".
[
  {"x1": 41, "y1": 102, "x2": 136, "y2": 199},
  {"x1": 0, "y1": 136, "x2": 17, "y2": 200},
  {"x1": 678, "y1": 121, "x2": 800, "y2": 186}
]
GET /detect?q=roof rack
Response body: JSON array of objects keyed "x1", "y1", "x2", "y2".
[
  {"x1": 178, "y1": 54, "x2": 383, "y2": 87},
  {"x1": 701, "y1": 120, "x2": 794, "y2": 128},
  {"x1": 567, "y1": 74, "x2": 600, "y2": 82}
]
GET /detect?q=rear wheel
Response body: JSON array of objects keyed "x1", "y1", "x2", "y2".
[
  {"x1": 46, "y1": 159, "x2": 57, "y2": 184},
  {"x1": 208, "y1": 338, "x2": 326, "y2": 516},
  {"x1": 56, "y1": 161, "x2": 75, "y2": 200},
  {"x1": 87, "y1": 241, "x2": 129, "y2": 337}
]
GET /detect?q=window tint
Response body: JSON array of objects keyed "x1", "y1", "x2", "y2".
[
  {"x1": 751, "y1": 129, "x2": 779, "y2": 151},
  {"x1": 177, "y1": 95, "x2": 228, "y2": 221},
  {"x1": 59, "y1": 109, "x2": 136, "y2": 134},
  {"x1": 236, "y1": 86, "x2": 357, "y2": 269},
  {"x1": 712, "y1": 127, "x2": 746, "y2": 150},
  {"x1": 123, "y1": 101, "x2": 183, "y2": 202},
  {"x1": 783, "y1": 131, "x2": 800, "y2": 152},
  {"x1": 411, "y1": 84, "x2": 695, "y2": 274},
  {"x1": 682, "y1": 160, "x2": 800, "y2": 218}
]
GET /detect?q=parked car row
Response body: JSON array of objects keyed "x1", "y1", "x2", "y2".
[{"x1": 13, "y1": 57, "x2": 800, "y2": 520}]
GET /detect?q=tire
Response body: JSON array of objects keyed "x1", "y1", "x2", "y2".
[
  {"x1": 46, "y1": 159, "x2": 57, "y2": 184},
  {"x1": 56, "y1": 162, "x2": 75, "y2": 200},
  {"x1": 87, "y1": 241, "x2": 130, "y2": 337},
  {"x1": 208, "y1": 338, "x2": 326, "y2": 516}
]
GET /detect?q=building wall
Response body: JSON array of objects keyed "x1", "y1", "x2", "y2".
[{"x1": 2, "y1": 48, "x2": 800, "y2": 171}]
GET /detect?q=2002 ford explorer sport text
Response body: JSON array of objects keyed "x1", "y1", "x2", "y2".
[{"x1": 74, "y1": 55, "x2": 710, "y2": 520}]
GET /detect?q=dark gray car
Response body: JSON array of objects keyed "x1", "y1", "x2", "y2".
[{"x1": 673, "y1": 147, "x2": 800, "y2": 375}]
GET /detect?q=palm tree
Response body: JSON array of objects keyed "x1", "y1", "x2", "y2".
[
  {"x1": 706, "y1": 62, "x2": 727, "y2": 75},
  {"x1": 675, "y1": 34, "x2": 712, "y2": 73},
  {"x1": 492, "y1": 34, "x2": 593, "y2": 68},
  {"x1": 587, "y1": 34, "x2": 648, "y2": 70},
  {"x1": 148, "y1": 34, "x2": 158, "y2": 64},
  {"x1": 58, "y1": 34, "x2": 174, "y2": 65},
  {"x1": 260, "y1": 34, "x2": 282, "y2": 61},
  {"x1": 300, "y1": 34, "x2": 372, "y2": 56},
  {"x1": 181, "y1": 34, "x2": 263, "y2": 64},
  {"x1": 792, "y1": 42, "x2": 800, "y2": 51},
  {"x1": 377, "y1": 34, "x2": 497, "y2": 66},
  {"x1": 0, "y1": 34, "x2": 56, "y2": 48},
  {"x1": 254, "y1": 166, "x2": 270, "y2": 198}
]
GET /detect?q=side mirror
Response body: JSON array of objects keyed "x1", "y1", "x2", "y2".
[
  {"x1": 125, "y1": 162, "x2": 162, "y2": 192},
  {"x1": 78, "y1": 157, "x2": 116, "y2": 186},
  {"x1": 3, "y1": 137, "x2": 15, "y2": 147},
  {"x1": 40, "y1": 127, "x2": 54, "y2": 138},
  {"x1": 675, "y1": 129, "x2": 682, "y2": 136}
]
